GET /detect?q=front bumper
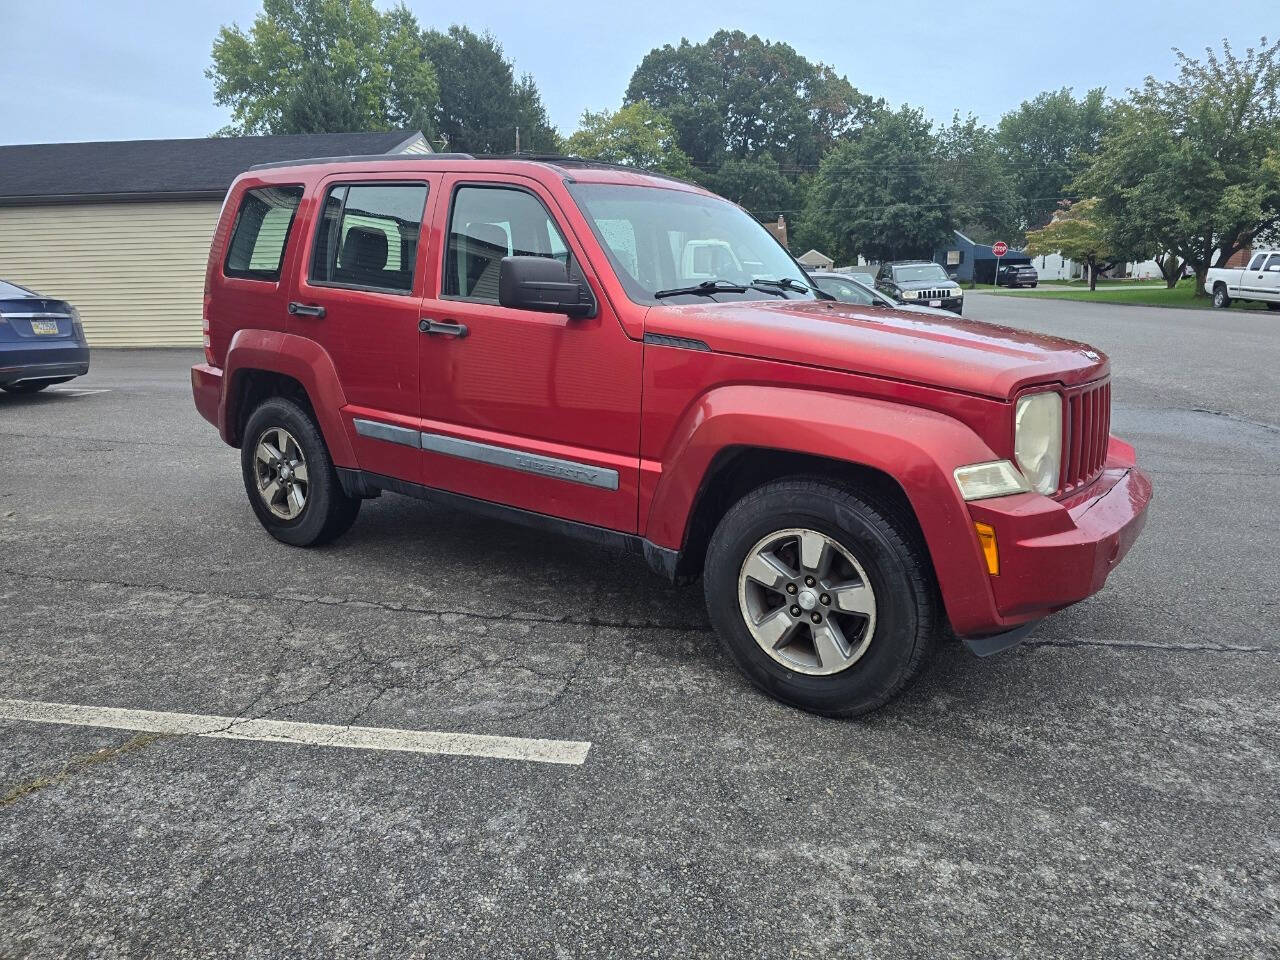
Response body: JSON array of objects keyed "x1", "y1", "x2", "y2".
[
  {"x1": 903, "y1": 294, "x2": 963, "y2": 314},
  {"x1": 961, "y1": 439, "x2": 1152, "y2": 636},
  {"x1": 0, "y1": 342, "x2": 90, "y2": 387}
]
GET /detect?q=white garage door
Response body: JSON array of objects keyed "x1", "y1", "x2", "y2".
[{"x1": 0, "y1": 199, "x2": 223, "y2": 347}]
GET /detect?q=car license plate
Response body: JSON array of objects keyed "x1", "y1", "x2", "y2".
[
  {"x1": 30, "y1": 320, "x2": 59, "y2": 335},
  {"x1": 929, "y1": 299, "x2": 942, "y2": 307}
]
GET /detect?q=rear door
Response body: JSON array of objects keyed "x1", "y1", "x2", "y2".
[
  {"x1": 288, "y1": 172, "x2": 441, "y2": 485},
  {"x1": 415, "y1": 174, "x2": 643, "y2": 532}
]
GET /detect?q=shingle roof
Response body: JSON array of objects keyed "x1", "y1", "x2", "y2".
[{"x1": 0, "y1": 130, "x2": 426, "y2": 205}]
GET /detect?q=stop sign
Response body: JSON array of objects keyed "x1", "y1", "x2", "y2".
[{"x1": 992, "y1": 241, "x2": 1008, "y2": 257}]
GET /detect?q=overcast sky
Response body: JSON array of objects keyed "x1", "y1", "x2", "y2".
[{"x1": 0, "y1": 0, "x2": 1268, "y2": 146}]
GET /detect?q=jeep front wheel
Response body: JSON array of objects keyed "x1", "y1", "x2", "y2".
[
  {"x1": 241, "y1": 397, "x2": 360, "y2": 547},
  {"x1": 704, "y1": 479, "x2": 937, "y2": 716}
]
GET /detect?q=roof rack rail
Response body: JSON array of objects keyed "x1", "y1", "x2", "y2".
[
  {"x1": 245, "y1": 151, "x2": 698, "y2": 188},
  {"x1": 476, "y1": 153, "x2": 697, "y2": 186},
  {"x1": 248, "y1": 152, "x2": 475, "y2": 171}
]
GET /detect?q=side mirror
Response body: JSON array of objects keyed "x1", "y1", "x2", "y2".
[{"x1": 498, "y1": 256, "x2": 594, "y2": 317}]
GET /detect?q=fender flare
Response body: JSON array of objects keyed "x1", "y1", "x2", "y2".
[
  {"x1": 645, "y1": 385, "x2": 1002, "y2": 635},
  {"x1": 221, "y1": 330, "x2": 358, "y2": 468}
]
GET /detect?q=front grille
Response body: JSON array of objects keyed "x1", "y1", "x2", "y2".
[
  {"x1": 915, "y1": 289, "x2": 952, "y2": 300},
  {"x1": 1061, "y1": 379, "x2": 1111, "y2": 494}
]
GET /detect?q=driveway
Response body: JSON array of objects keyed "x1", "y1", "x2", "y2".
[{"x1": 1, "y1": 298, "x2": 1277, "y2": 958}]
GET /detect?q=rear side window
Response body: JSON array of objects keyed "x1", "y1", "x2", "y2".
[
  {"x1": 224, "y1": 186, "x2": 303, "y2": 281},
  {"x1": 310, "y1": 183, "x2": 428, "y2": 294}
]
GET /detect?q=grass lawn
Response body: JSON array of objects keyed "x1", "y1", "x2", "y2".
[{"x1": 984, "y1": 279, "x2": 1275, "y2": 311}]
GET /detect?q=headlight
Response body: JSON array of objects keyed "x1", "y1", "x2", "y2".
[
  {"x1": 954, "y1": 461, "x2": 1030, "y2": 500},
  {"x1": 1015, "y1": 392, "x2": 1063, "y2": 494},
  {"x1": 901, "y1": 289, "x2": 918, "y2": 300},
  {"x1": 952, "y1": 287, "x2": 964, "y2": 297}
]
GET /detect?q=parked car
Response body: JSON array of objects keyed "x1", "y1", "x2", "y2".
[
  {"x1": 1205, "y1": 250, "x2": 1280, "y2": 309},
  {"x1": 996, "y1": 263, "x2": 1039, "y2": 288},
  {"x1": 808, "y1": 271, "x2": 957, "y2": 318},
  {"x1": 192, "y1": 155, "x2": 1151, "y2": 717},
  {"x1": 875, "y1": 261, "x2": 964, "y2": 314},
  {"x1": 0, "y1": 279, "x2": 90, "y2": 394}
]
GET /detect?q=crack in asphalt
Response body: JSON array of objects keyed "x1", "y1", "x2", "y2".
[
  {"x1": 0, "y1": 732, "x2": 172, "y2": 808},
  {"x1": 1188, "y1": 407, "x2": 1280, "y2": 434},
  {"x1": 1024, "y1": 637, "x2": 1269, "y2": 654},
  {"x1": 1, "y1": 568, "x2": 703, "y2": 634}
]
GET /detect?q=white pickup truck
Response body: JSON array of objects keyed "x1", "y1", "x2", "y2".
[{"x1": 1206, "y1": 250, "x2": 1280, "y2": 309}]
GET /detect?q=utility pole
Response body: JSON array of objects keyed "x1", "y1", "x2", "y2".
[{"x1": 515, "y1": 126, "x2": 520, "y2": 154}]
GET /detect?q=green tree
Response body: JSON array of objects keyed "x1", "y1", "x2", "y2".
[
  {"x1": 803, "y1": 106, "x2": 954, "y2": 263},
  {"x1": 1025, "y1": 198, "x2": 1119, "y2": 291},
  {"x1": 624, "y1": 30, "x2": 879, "y2": 171},
  {"x1": 936, "y1": 113, "x2": 1021, "y2": 244},
  {"x1": 423, "y1": 25, "x2": 559, "y2": 153},
  {"x1": 208, "y1": 0, "x2": 438, "y2": 136},
  {"x1": 563, "y1": 102, "x2": 696, "y2": 179},
  {"x1": 1078, "y1": 37, "x2": 1280, "y2": 295},
  {"x1": 700, "y1": 155, "x2": 798, "y2": 221},
  {"x1": 995, "y1": 87, "x2": 1109, "y2": 229}
]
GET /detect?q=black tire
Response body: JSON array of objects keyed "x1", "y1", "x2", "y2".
[
  {"x1": 1267, "y1": 302, "x2": 1280, "y2": 311},
  {"x1": 2, "y1": 382, "x2": 51, "y2": 394},
  {"x1": 1213, "y1": 285, "x2": 1231, "y2": 309},
  {"x1": 704, "y1": 478, "x2": 938, "y2": 717},
  {"x1": 240, "y1": 397, "x2": 360, "y2": 547}
]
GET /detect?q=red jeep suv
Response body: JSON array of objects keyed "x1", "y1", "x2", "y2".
[{"x1": 192, "y1": 153, "x2": 1151, "y2": 716}]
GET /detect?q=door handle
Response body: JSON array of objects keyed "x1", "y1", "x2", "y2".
[
  {"x1": 419, "y1": 318, "x2": 469, "y2": 338},
  {"x1": 288, "y1": 302, "x2": 326, "y2": 318}
]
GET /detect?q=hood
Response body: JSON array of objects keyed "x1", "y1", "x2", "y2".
[
  {"x1": 895, "y1": 277, "x2": 960, "y2": 291},
  {"x1": 645, "y1": 300, "x2": 1108, "y2": 399}
]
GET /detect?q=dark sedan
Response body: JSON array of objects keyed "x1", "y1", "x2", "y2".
[{"x1": 0, "y1": 279, "x2": 90, "y2": 394}]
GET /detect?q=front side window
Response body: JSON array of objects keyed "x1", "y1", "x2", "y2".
[
  {"x1": 224, "y1": 186, "x2": 303, "y2": 281},
  {"x1": 310, "y1": 183, "x2": 428, "y2": 294},
  {"x1": 443, "y1": 186, "x2": 576, "y2": 302},
  {"x1": 567, "y1": 183, "x2": 817, "y2": 304},
  {"x1": 1266, "y1": 254, "x2": 1280, "y2": 272}
]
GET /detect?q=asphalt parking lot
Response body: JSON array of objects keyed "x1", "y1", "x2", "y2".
[{"x1": 2, "y1": 296, "x2": 1278, "y2": 958}]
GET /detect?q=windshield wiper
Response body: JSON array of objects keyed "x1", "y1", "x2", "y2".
[
  {"x1": 654, "y1": 280, "x2": 749, "y2": 299},
  {"x1": 752, "y1": 276, "x2": 809, "y2": 293}
]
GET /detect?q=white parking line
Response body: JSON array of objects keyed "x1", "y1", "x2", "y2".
[{"x1": 0, "y1": 698, "x2": 591, "y2": 766}]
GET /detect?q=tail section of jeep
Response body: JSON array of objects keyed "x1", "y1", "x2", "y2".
[{"x1": 192, "y1": 155, "x2": 1152, "y2": 716}]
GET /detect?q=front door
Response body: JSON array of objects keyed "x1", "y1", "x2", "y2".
[
  {"x1": 288, "y1": 173, "x2": 441, "y2": 484},
  {"x1": 417, "y1": 175, "x2": 643, "y2": 532}
]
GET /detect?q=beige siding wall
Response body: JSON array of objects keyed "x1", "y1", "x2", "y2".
[{"x1": 0, "y1": 200, "x2": 223, "y2": 347}]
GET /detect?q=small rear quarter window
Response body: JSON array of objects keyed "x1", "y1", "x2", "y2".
[{"x1": 224, "y1": 186, "x2": 304, "y2": 281}]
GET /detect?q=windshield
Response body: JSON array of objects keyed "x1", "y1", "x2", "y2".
[
  {"x1": 567, "y1": 183, "x2": 817, "y2": 304},
  {"x1": 892, "y1": 263, "x2": 951, "y2": 284}
]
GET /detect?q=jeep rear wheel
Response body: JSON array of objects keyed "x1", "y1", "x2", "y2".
[
  {"x1": 704, "y1": 479, "x2": 938, "y2": 716},
  {"x1": 241, "y1": 397, "x2": 360, "y2": 547}
]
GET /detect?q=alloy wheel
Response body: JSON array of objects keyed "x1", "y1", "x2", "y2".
[
  {"x1": 253, "y1": 426, "x2": 309, "y2": 520},
  {"x1": 737, "y1": 527, "x2": 877, "y2": 676}
]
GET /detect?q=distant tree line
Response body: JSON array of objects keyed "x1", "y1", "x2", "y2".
[{"x1": 209, "y1": 4, "x2": 1280, "y2": 296}]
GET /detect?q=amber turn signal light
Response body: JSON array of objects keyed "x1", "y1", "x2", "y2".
[{"x1": 974, "y1": 522, "x2": 999, "y2": 575}]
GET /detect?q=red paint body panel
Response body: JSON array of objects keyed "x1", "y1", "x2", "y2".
[
  {"x1": 222, "y1": 329, "x2": 356, "y2": 467},
  {"x1": 194, "y1": 156, "x2": 1151, "y2": 641}
]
